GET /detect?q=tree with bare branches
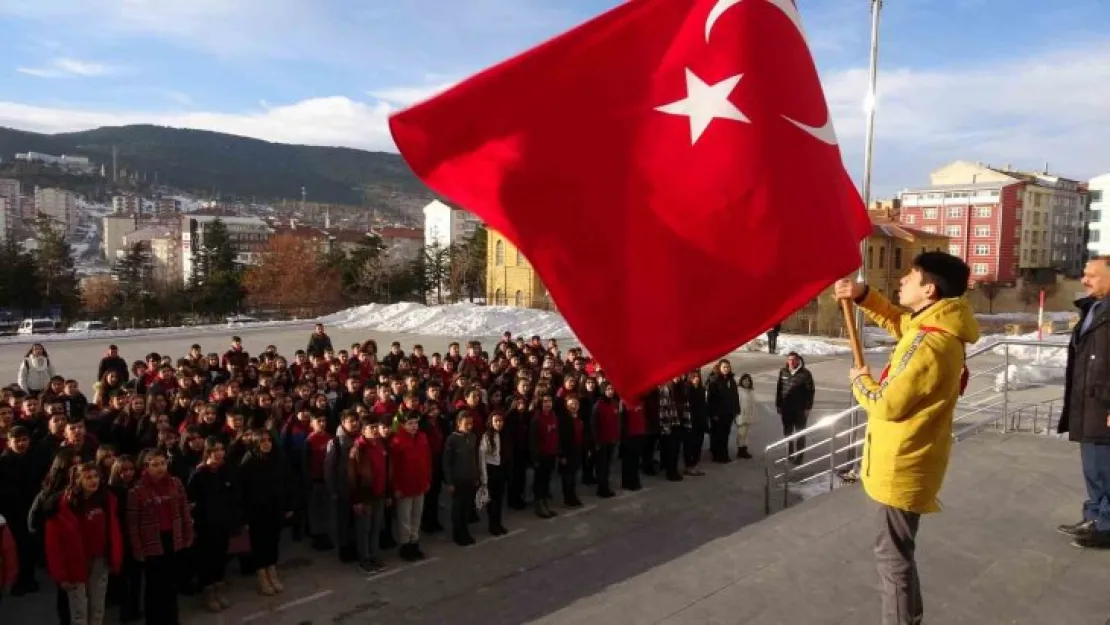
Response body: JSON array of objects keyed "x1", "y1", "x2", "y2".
[{"x1": 243, "y1": 234, "x2": 344, "y2": 316}]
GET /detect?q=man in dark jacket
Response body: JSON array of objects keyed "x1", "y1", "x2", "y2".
[
  {"x1": 1058, "y1": 256, "x2": 1110, "y2": 548},
  {"x1": 307, "y1": 324, "x2": 334, "y2": 359},
  {"x1": 97, "y1": 344, "x2": 129, "y2": 384},
  {"x1": 775, "y1": 351, "x2": 815, "y2": 465},
  {"x1": 221, "y1": 336, "x2": 250, "y2": 371}
]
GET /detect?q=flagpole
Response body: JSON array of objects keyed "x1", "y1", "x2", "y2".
[
  {"x1": 845, "y1": 0, "x2": 883, "y2": 475},
  {"x1": 854, "y1": 0, "x2": 882, "y2": 348}
]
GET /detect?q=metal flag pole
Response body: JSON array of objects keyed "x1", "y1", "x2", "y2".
[{"x1": 845, "y1": 0, "x2": 883, "y2": 475}]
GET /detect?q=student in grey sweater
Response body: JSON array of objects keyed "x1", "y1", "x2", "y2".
[
  {"x1": 442, "y1": 411, "x2": 479, "y2": 546},
  {"x1": 324, "y1": 410, "x2": 360, "y2": 563}
]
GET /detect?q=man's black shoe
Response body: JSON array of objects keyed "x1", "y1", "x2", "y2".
[
  {"x1": 1057, "y1": 520, "x2": 1095, "y2": 537},
  {"x1": 1071, "y1": 530, "x2": 1110, "y2": 549}
]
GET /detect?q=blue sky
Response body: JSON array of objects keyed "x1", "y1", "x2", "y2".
[{"x1": 0, "y1": 0, "x2": 1107, "y2": 196}]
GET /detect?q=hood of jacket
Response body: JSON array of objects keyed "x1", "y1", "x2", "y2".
[{"x1": 902, "y1": 296, "x2": 980, "y2": 345}]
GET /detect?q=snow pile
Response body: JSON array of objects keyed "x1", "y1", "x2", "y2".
[
  {"x1": 323, "y1": 302, "x2": 576, "y2": 339},
  {"x1": 994, "y1": 361, "x2": 1067, "y2": 391},
  {"x1": 976, "y1": 311, "x2": 1074, "y2": 322}
]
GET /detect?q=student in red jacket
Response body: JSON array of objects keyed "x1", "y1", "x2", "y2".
[
  {"x1": 591, "y1": 383, "x2": 621, "y2": 498},
  {"x1": 530, "y1": 395, "x2": 560, "y2": 519},
  {"x1": 348, "y1": 417, "x2": 389, "y2": 574},
  {"x1": 127, "y1": 449, "x2": 193, "y2": 625},
  {"x1": 620, "y1": 395, "x2": 648, "y2": 492},
  {"x1": 0, "y1": 513, "x2": 17, "y2": 602},
  {"x1": 390, "y1": 412, "x2": 431, "y2": 562},
  {"x1": 303, "y1": 414, "x2": 334, "y2": 551},
  {"x1": 46, "y1": 461, "x2": 124, "y2": 625}
]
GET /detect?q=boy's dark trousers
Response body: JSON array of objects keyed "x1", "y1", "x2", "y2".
[
  {"x1": 660, "y1": 428, "x2": 684, "y2": 478},
  {"x1": 683, "y1": 429, "x2": 705, "y2": 468},
  {"x1": 558, "y1": 458, "x2": 580, "y2": 504},
  {"x1": 533, "y1": 455, "x2": 556, "y2": 500},
  {"x1": 450, "y1": 482, "x2": 477, "y2": 542},
  {"x1": 421, "y1": 459, "x2": 445, "y2": 532},
  {"x1": 508, "y1": 445, "x2": 530, "y2": 508},
  {"x1": 640, "y1": 434, "x2": 659, "y2": 475},
  {"x1": 110, "y1": 556, "x2": 143, "y2": 621},
  {"x1": 593, "y1": 443, "x2": 616, "y2": 495},
  {"x1": 380, "y1": 504, "x2": 397, "y2": 549},
  {"x1": 8, "y1": 509, "x2": 38, "y2": 590},
  {"x1": 709, "y1": 415, "x2": 731, "y2": 461},
  {"x1": 485, "y1": 463, "x2": 508, "y2": 531},
  {"x1": 581, "y1": 444, "x2": 597, "y2": 485},
  {"x1": 620, "y1": 436, "x2": 643, "y2": 490}
]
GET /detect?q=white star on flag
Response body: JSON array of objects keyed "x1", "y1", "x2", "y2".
[{"x1": 655, "y1": 68, "x2": 750, "y2": 145}]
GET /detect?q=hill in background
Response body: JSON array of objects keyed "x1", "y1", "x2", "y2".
[{"x1": 0, "y1": 124, "x2": 433, "y2": 216}]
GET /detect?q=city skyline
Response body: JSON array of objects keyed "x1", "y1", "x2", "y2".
[{"x1": 0, "y1": 0, "x2": 1107, "y2": 197}]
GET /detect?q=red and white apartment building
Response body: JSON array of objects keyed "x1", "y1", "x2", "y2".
[{"x1": 898, "y1": 160, "x2": 1088, "y2": 284}]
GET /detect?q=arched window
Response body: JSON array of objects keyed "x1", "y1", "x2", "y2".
[
  {"x1": 494, "y1": 240, "x2": 505, "y2": 266},
  {"x1": 514, "y1": 290, "x2": 524, "y2": 307},
  {"x1": 494, "y1": 288, "x2": 503, "y2": 305},
  {"x1": 878, "y1": 246, "x2": 886, "y2": 268},
  {"x1": 867, "y1": 245, "x2": 874, "y2": 269},
  {"x1": 515, "y1": 249, "x2": 523, "y2": 266}
]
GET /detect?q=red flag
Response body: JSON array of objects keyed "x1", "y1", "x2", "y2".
[{"x1": 390, "y1": 0, "x2": 869, "y2": 400}]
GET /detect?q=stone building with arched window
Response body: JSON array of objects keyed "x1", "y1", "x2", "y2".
[{"x1": 485, "y1": 228, "x2": 552, "y2": 309}]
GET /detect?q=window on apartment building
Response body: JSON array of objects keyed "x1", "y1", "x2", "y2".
[
  {"x1": 974, "y1": 226, "x2": 990, "y2": 237},
  {"x1": 893, "y1": 247, "x2": 903, "y2": 270},
  {"x1": 514, "y1": 290, "x2": 524, "y2": 307},
  {"x1": 1091, "y1": 230, "x2": 1101, "y2": 243},
  {"x1": 975, "y1": 206, "x2": 992, "y2": 218},
  {"x1": 1041, "y1": 250, "x2": 1048, "y2": 264},
  {"x1": 867, "y1": 245, "x2": 873, "y2": 269},
  {"x1": 494, "y1": 288, "x2": 504, "y2": 305},
  {"x1": 1033, "y1": 212, "x2": 1040, "y2": 226},
  {"x1": 1034, "y1": 194, "x2": 1042, "y2": 208},
  {"x1": 972, "y1": 263, "x2": 988, "y2": 275},
  {"x1": 494, "y1": 240, "x2": 505, "y2": 266},
  {"x1": 923, "y1": 208, "x2": 938, "y2": 219},
  {"x1": 923, "y1": 226, "x2": 937, "y2": 233},
  {"x1": 878, "y1": 246, "x2": 886, "y2": 268},
  {"x1": 947, "y1": 206, "x2": 963, "y2": 218},
  {"x1": 1090, "y1": 210, "x2": 1102, "y2": 222},
  {"x1": 903, "y1": 215, "x2": 916, "y2": 224},
  {"x1": 1091, "y1": 190, "x2": 1103, "y2": 203},
  {"x1": 1022, "y1": 249, "x2": 1028, "y2": 261},
  {"x1": 949, "y1": 244, "x2": 961, "y2": 256},
  {"x1": 974, "y1": 244, "x2": 989, "y2": 255},
  {"x1": 945, "y1": 225, "x2": 961, "y2": 237}
]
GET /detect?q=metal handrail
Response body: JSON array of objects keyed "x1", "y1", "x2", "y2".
[{"x1": 762, "y1": 337, "x2": 1068, "y2": 515}]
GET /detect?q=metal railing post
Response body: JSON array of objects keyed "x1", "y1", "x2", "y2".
[
  {"x1": 1001, "y1": 344, "x2": 1011, "y2": 433},
  {"x1": 763, "y1": 464, "x2": 771, "y2": 515},
  {"x1": 782, "y1": 456, "x2": 791, "y2": 511},
  {"x1": 828, "y1": 417, "x2": 837, "y2": 493}
]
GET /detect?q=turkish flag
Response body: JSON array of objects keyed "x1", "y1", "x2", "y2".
[{"x1": 390, "y1": 0, "x2": 869, "y2": 400}]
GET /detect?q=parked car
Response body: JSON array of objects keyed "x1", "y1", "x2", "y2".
[
  {"x1": 226, "y1": 315, "x2": 260, "y2": 326},
  {"x1": 17, "y1": 318, "x2": 62, "y2": 335},
  {"x1": 67, "y1": 320, "x2": 107, "y2": 333}
]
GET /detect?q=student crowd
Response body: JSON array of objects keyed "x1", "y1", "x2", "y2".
[{"x1": 0, "y1": 323, "x2": 773, "y2": 625}]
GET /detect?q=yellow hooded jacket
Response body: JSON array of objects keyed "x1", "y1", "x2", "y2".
[{"x1": 852, "y1": 289, "x2": 980, "y2": 514}]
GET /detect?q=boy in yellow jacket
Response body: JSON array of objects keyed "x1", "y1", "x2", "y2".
[{"x1": 834, "y1": 251, "x2": 980, "y2": 625}]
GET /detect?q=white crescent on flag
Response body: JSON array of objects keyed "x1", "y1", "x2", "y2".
[{"x1": 705, "y1": 0, "x2": 839, "y2": 146}]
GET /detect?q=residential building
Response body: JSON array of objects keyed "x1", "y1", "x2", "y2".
[
  {"x1": 864, "y1": 218, "x2": 951, "y2": 298},
  {"x1": 102, "y1": 214, "x2": 140, "y2": 261},
  {"x1": 0, "y1": 178, "x2": 20, "y2": 200},
  {"x1": 423, "y1": 200, "x2": 480, "y2": 249},
  {"x1": 899, "y1": 160, "x2": 1088, "y2": 283},
  {"x1": 181, "y1": 214, "x2": 270, "y2": 283},
  {"x1": 15, "y1": 152, "x2": 95, "y2": 174},
  {"x1": 33, "y1": 187, "x2": 78, "y2": 236},
  {"x1": 155, "y1": 196, "x2": 180, "y2": 214},
  {"x1": 1088, "y1": 174, "x2": 1110, "y2": 257},
  {"x1": 112, "y1": 195, "x2": 141, "y2": 215},
  {"x1": 150, "y1": 235, "x2": 183, "y2": 284},
  {"x1": 486, "y1": 229, "x2": 550, "y2": 308},
  {"x1": 374, "y1": 227, "x2": 424, "y2": 267},
  {"x1": 0, "y1": 196, "x2": 9, "y2": 239}
]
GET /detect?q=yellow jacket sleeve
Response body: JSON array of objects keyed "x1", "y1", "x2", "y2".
[
  {"x1": 857, "y1": 288, "x2": 908, "y2": 341},
  {"x1": 851, "y1": 331, "x2": 939, "y2": 422}
]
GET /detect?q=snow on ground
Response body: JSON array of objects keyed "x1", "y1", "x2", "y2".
[
  {"x1": 322, "y1": 302, "x2": 576, "y2": 340},
  {"x1": 976, "y1": 311, "x2": 1074, "y2": 322},
  {"x1": 5, "y1": 301, "x2": 867, "y2": 358}
]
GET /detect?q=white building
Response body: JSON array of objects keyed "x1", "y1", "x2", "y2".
[
  {"x1": 16, "y1": 152, "x2": 95, "y2": 173},
  {"x1": 181, "y1": 214, "x2": 270, "y2": 283},
  {"x1": 112, "y1": 195, "x2": 141, "y2": 214},
  {"x1": 423, "y1": 200, "x2": 480, "y2": 249},
  {"x1": 34, "y1": 187, "x2": 79, "y2": 236},
  {"x1": 1088, "y1": 174, "x2": 1110, "y2": 258}
]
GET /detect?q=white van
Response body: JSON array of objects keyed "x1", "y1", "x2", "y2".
[
  {"x1": 17, "y1": 318, "x2": 62, "y2": 335},
  {"x1": 67, "y1": 320, "x2": 107, "y2": 332}
]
